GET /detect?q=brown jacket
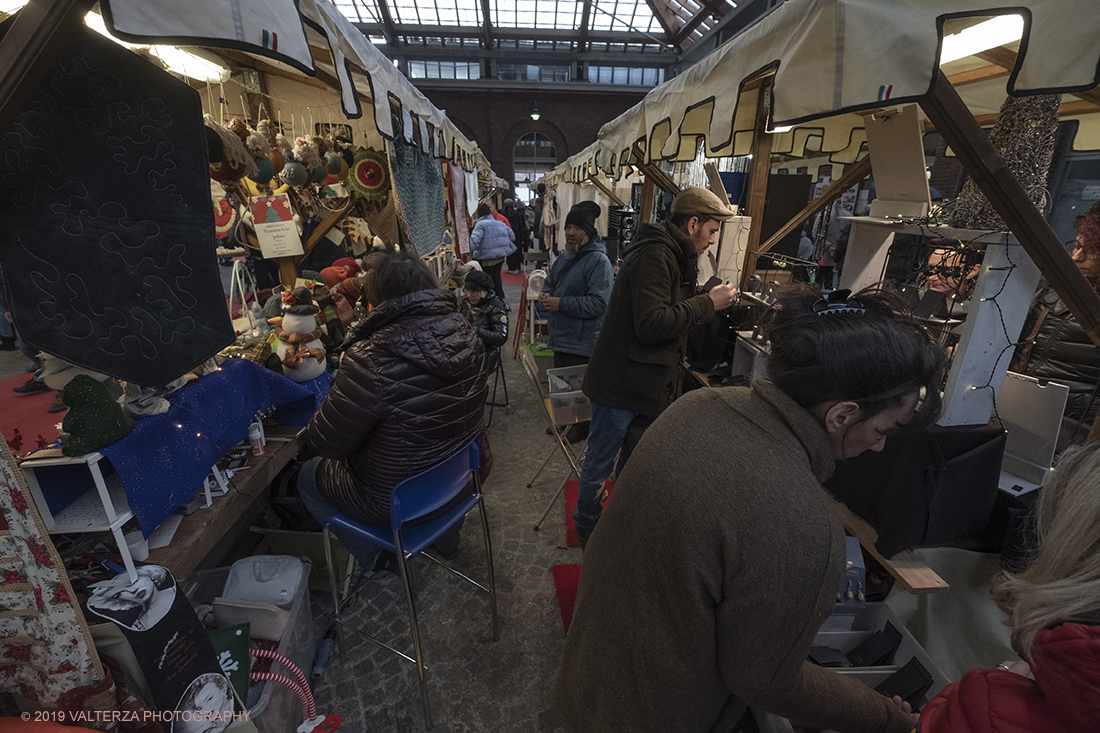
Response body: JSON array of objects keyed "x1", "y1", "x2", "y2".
[
  {"x1": 582, "y1": 220, "x2": 715, "y2": 417},
  {"x1": 553, "y1": 381, "x2": 915, "y2": 733},
  {"x1": 305, "y1": 289, "x2": 487, "y2": 524}
]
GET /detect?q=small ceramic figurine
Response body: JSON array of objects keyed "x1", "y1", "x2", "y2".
[{"x1": 268, "y1": 287, "x2": 326, "y2": 381}]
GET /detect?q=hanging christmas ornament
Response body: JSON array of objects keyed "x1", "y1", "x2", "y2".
[{"x1": 347, "y1": 146, "x2": 390, "y2": 201}]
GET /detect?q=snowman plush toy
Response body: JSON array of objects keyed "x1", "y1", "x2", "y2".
[{"x1": 268, "y1": 286, "x2": 327, "y2": 381}]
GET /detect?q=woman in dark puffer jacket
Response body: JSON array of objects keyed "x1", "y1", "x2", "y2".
[
  {"x1": 299, "y1": 250, "x2": 488, "y2": 567},
  {"x1": 1012, "y1": 200, "x2": 1100, "y2": 451}
]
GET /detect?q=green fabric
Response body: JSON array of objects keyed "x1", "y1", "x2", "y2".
[
  {"x1": 208, "y1": 623, "x2": 251, "y2": 703},
  {"x1": 61, "y1": 375, "x2": 135, "y2": 456}
]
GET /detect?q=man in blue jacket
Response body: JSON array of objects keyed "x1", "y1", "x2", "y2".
[{"x1": 539, "y1": 201, "x2": 614, "y2": 369}]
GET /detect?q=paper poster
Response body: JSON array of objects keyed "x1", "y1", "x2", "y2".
[{"x1": 251, "y1": 194, "x2": 304, "y2": 259}]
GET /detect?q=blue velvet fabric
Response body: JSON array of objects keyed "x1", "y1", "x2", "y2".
[{"x1": 100, "y1": 359, "x2": 331, "y2": 536}]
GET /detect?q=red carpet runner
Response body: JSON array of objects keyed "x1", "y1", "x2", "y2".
[
  {"x1": 0, "y1": 372, "x2": 62, "y2": 452},
  {"x1": 553, "y1": 480, "x2": 615, "y2": 633}
]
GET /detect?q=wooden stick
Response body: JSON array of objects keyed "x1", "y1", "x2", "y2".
[
  {"x1": 755, "y1": 156, "x2": 872, "y2": 259},
  {"x1": 588, "y1": 175, "x2": 626, "y2": 207},
  {"x1": 739, "y1": 82, "x2": 775, "y2": 290}
]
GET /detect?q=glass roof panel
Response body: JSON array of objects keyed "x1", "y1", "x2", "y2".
[
  {"x1": 590, "y1": 0, "x2": 659, "y2": 34},
  {"x1": 331, "y1": 0, "x2": 690, "y2": 47}
]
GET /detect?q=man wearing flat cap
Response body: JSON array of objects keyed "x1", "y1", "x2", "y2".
[
  {"x1": 573, "y1": 186, "x2": 738, "y2": 547},
  {"x1": 539, "y1": 200, "x2": 614, "y2": 370}
]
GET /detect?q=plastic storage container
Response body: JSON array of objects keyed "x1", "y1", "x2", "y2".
[
  {"x1": 547, "y1": 364, "x2": 591, "y2": 425},
  {"x1": 182, "y1": 556, "x2": 313, "y2": 733},
  {"x1": 753, "y1": 603, "x2": 950, "y2": 733}
]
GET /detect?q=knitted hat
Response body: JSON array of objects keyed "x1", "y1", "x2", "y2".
[
  {"x1": 282, "y1": 286, "x2": 320, "y2": 316},
  {"x1": 465, "y1": 270, "x2": 495, "y2": 294},
  {"x1": 61, "y1": 375, "x2": 135, "y2": 457},
  {"x1": 332, "y1": 257, "x2": 362, "y2": 276},
  {"x1": 565, "y1": 201, "x2": 601, "y2": 240}
]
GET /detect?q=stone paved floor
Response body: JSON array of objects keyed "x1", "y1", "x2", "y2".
[{"x1": 310, "y1": 281, "x2": 582, "y2": 732}]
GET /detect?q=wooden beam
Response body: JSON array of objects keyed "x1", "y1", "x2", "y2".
[
  {"x1": 217, "y1": 48, "x2": 334, "y2": 93},
  {"x1": 674, "y1": 11, "x2": 711, "y2": 45},
  {"x1": 977, "y1": 46, "x2": 1100, "y2": 109},
  {"x1": 829, "y1": 495, "x2": 949, "y2": 594},
  {"x1": 588, "y1": 175, "x2": 626, "y2": 207},
  {"x1": 0, "y1": 0, "x2": 96, "y2": 135},
  {"x1": 639, "y1": 178, "x2": 655, "y2": 224},
  {"x1": 739, "y1": 82, "x2": 775, "y2": 290},
  {"x1": 755, "y1": 156, "x2": 872, "y2": 259},
  {"x1": 922, "y1": 98, "x2": 1100, "y2": 133},
  {"x1": 630, "y1": 142, "x2": 681, "y2": 195},
  {"x1": 303, "y1": 195, "x2": 358, "y2": 255},
  {"x1": 946, "y1": 63, "x2": 1010, "y2": 87},
  {"x1": 920, "y1": 69, "x2": 1100, "y2": 349}
]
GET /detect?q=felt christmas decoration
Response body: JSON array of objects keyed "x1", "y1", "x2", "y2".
[
  {"x1": 280, "y1": 161, "x2": 309, "y2": 187},
  {"x1": 205, "y1": 126, "x2": 224, "y2": 164},
  {"x1": 269, "y1": 145, "x2": 286, "y2": 174},
  {"x1": 250, "y1": 156, "x2": 275, "y2": 184},
  {"x1": 274, "y1": 133, "x2": 293, "y2": 162},
  {"x1": 245, "y1": 129, "x2": 269, "y2": 158},
  {"x1": 312, "y1": 164, "x2": 327, "y2": 184},
  {"x1": 204, "y1": 115, "x2": 259, "y2": 180},
  {"x1": 292, "y1": 136, "x2": 323, "y2": 172},
  {"x1": 61, "y1": 375, "x2": 136, "y2": 457},
  {"x1": 256, "y1": 119, "x2": 277, "y2": 144},
  {"x1": 228, "y1": 117, "x2": 250, "y2": 143}
]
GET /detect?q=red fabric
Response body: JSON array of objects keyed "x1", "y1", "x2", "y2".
[
  {"x1": 563, "y1": 480, "x2": 614, "y2": 547},
  {"x1": 493, "y1": 211, "x2": 512, "y2": 229},
  {"x1": 920, "y1": 623, "x2": 1100, "y2": 732},
  {"x1": 332, "y1": 257, "x2": 361, "y2": 276},
  {"x1": 552, "y1": 564, "x2": 582, "y2": 634},
  {"x1": 320, "y1": 265, "x2": 351, "y2": 289}
]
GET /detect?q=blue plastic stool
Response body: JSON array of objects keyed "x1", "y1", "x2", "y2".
[{"x1": 322, "y1": 436, "x2": 498, "y2": 729}]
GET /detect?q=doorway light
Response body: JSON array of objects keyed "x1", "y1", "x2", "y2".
[
  {"x1": 940, "y1": 15, "x2": 1024, "y2": 65},
  {"x1": 531, "y1": 103, "x2": 540, "y2": 121}
]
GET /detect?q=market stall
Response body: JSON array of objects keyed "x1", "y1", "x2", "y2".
[{"x1": 0, "y1": 0, "x2": 501, "y2": 721}]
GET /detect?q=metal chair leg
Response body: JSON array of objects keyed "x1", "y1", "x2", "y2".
[
  {"x1": 534, "y1": 471, "x2": 573, "y2": 531},
  {"x1": 526, "y1": 445, "x2": 557, "y2": 488},
  {"x1": 323, "y1": 525, "x2": 344, "y2": 656},
  {"x1": 477, "y1": 495, "x2": 499, "y2": 640},
  {"x1": 395, "y1": 531, "x2": 432, "y2": 730}
]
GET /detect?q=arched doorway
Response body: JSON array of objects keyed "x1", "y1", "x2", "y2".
[{"x1": 513, "y1": 132, "x2": 557, "y2": 204}]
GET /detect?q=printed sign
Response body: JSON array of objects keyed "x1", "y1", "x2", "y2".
[{"x1": 251, "y1": 194, "x2": 305, "y2": 259}]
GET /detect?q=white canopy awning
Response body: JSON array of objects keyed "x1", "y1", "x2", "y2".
[
  {"x1": 101, "y1": 0, "x2": 485, "y2": 170},
  {"x1": 551, "y1": 0, "x2": 1100, "y2": 182}
]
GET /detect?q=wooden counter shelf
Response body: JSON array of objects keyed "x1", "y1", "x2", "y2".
[
  {"x1": 145, "y1": 436, "x2": 303, "y2": 579},
  {"x1": 827, "y1": 492, "x2": 950, "y2": 594}
]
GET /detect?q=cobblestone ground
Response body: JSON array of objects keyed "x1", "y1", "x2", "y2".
[{"x1": 310, "y1": 283, "x2": 582, "y2": 732}]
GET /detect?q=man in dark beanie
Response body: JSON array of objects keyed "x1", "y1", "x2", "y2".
[
  {"x1": 539, "y1": 200, "x2": 614, "y2": 370},
  {"x1": 571, "y1": 186, "x2": 738, "y2": 547}
]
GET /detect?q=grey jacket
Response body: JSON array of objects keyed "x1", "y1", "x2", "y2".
[
  {"x1": 541, "y1": 237, "x2": 614, "y2": 357},
  {"x1": 554, "y1": 381, "x2": 917, "y2": 733}
]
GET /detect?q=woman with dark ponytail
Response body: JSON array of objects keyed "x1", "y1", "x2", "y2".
[{"x1": 555, "y1": 283, "x2": 945, "y2": 733}]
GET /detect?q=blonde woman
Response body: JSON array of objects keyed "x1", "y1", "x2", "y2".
[{"x1": 920, "y1": 442, "x2": 1100, "y2": 732}]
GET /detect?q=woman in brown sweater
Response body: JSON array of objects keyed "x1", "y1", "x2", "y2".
[{"x1": 554, "y1": 285, "x2": 944, "y2": 733}]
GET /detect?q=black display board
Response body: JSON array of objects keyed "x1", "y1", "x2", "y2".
[{"x1": 0, "y1": 19, "x2": 233, "y2": 386}]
